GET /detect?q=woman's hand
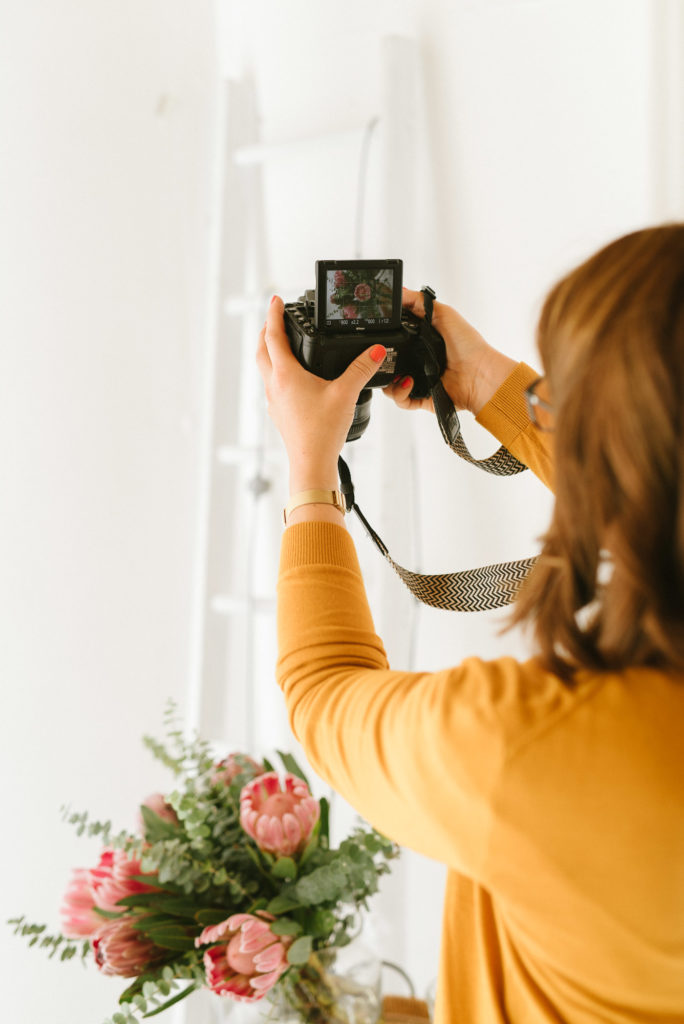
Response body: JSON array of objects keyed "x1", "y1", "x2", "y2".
[
  {"x1": 256, "y1": 296, "x2": 386, "y2": 493},
  {"x1": 383, "y1": 287, "x2": 517, "y2": 416}
]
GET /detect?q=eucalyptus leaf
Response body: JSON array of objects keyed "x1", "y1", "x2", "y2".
[
  {"x1": 286, "y1": 935, "x2": 313, "y2": 966},
  {"x1": 306, "y1": 908, "x2": 336, "y2": 938},
  {"x1": 270, "y1": 857, "x2": 297, "y2": 880},
  {"x1": 266, "y1": 894, "x2": 302, "y2": 915},
  {"x1": 269, "y1": 917, "x2": 302, "y2": 937}
]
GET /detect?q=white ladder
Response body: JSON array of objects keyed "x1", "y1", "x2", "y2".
[
  {"x1": 182, "y1": 38, "x2": 425, "y2": 1022},
  {"x1": 188, "y1": 36, "x2": 423, "y2": 753}
]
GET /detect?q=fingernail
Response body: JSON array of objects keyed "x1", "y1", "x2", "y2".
[
  {"x1": 393, "y1": 374, "x2": 401, "y2": 383},
  {"x1": 401, "y1": 376, "x2": 412, "y2": 389},
  {"x1": 270, "y1": 295, "x2": 278, "y2": 305},
  {"x1": 370, "y1": 345, "x2": 386, "y2": 363}
]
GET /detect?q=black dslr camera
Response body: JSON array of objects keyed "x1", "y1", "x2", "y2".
[{"x1": 283, "y1": 259, "x2": 446, "y2": 441}]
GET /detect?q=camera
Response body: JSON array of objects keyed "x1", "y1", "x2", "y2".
[{"x1": 283, "y1": 259, "x2": 446, "y2": 441}]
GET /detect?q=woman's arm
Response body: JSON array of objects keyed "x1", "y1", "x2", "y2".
[{"x1": 276, "y1": 521, "x2": 521, "y2": 876}]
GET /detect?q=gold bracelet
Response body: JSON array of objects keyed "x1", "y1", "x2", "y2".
[{"x1": 283, "y1": 489, "x2": 346, "y2": 525}]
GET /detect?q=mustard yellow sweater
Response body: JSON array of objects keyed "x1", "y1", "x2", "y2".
[{"x1": 276, "y1": 363, "x2": 684, "y2": 1023}]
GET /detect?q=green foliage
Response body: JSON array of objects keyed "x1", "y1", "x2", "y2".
[
  {"x1": 141, "y1": 699, "x2": 214, "y2": 779},
  {"x1": 269, "y1": 917, "x2": 302, "y2": 937},
  {"x1": 287, "y1": 934, "x2": 314, "y2": 966},
  {"x1": 271, "y1": 857, "x2": 297, "y2": 880},
  {"x1": 59, "y1": 805, "x2": 141, "y2": 855},
  {"x1": 7, "y1": 916, "x2": 90, "y2": 963},
  {"x1": 276, "y1": 750, "x2": 310, "y2": 786},
  {"x1": 138, "y1": 806, "x2": 180, "y2": 844},
  {"x1": 9, "y1": 699, "x2": 400, "y2": 1024}
]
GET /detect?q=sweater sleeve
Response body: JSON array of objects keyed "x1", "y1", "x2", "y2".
[
  {"x1": 276, "y1": 524, "x2": 527, "y2": 878},
  {"x1": 475, "y1": 361, "x2": 554, "y2": 490}
]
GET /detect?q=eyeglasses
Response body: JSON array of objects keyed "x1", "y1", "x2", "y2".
[{"x1": 524, "y1": 376, "x2": 554, "y2": 432}]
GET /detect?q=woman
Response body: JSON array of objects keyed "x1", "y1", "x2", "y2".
[{"x1": 256, "y1": 225, "x2": 684, "y2": 1023}]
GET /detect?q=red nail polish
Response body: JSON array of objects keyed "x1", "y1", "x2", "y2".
[
  {"x1": 370, "y1": 345, "x2": 386, "y2": 363},
  {"x1": 401, "y1": 376, "x2": 412, "y2": 389}
]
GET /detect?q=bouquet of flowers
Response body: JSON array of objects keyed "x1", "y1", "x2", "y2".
[{"x1": 10, "y1": 702, "x2": 398, "y2": 1023}]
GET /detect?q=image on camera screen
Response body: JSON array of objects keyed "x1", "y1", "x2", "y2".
[{"x1": 325, "y1": 267, "x2": 395, "y2": 324}]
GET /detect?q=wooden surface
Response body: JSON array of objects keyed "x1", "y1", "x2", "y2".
[{"x1": 381, "y1": 995, "x2": 431, "y2": 1022}]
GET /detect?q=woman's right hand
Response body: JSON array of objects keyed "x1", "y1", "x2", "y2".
[{"x1": 383, "y1": 287, "x2": 517, "y2": 416}]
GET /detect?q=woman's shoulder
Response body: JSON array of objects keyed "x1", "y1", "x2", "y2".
[
  {"x1": 459, "y1": 657, "x2": 684, "y2": 767},
  {"x1": 440, "y1": 655, "x2": 684, "y2": 756}
]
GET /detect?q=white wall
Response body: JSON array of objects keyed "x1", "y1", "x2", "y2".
[
  {"x1": 0, "y1": 3, "x2": 217, "y2": 1022},
  {"x1": 1, "y1": 1, "x2": 681, "y2": 1022}
]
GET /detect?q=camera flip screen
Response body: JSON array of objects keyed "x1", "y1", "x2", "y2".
[{"x1": 315, "y1": 259, "x2": 403, "y2": 331}]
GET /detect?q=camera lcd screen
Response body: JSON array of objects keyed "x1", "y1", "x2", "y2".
[{"x1": 315, "y1": 259, "x2": 403, "y2": 331}]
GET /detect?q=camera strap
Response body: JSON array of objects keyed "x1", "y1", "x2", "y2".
[
  {"x1": 337, "y1": 455, "x2": 537, "y2": 612},
  {"x1": 336, "y1": 287, "x2": 538, "y2": 612},
  {"x1": 417, "y1": 286, "x2": 529, "y2": 477}
]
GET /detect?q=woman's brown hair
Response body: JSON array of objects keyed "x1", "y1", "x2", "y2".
[{"x1": 511, "y1": 224, "x2": 684, "y2": 681}]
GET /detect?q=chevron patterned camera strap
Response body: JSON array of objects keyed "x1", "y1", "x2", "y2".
[{"x1": 336, "y1": 286, "x2": 539, "y2": 613}]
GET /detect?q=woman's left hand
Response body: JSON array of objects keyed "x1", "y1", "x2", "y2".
[{"x1": 256, "y1": 296, "x2": 387, "y2": 492}]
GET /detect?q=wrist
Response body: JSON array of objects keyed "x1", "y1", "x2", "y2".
[
  {"x1": 288, "y1": 460, "x2": 340, "y2": 495},
  {"x1": 469, "y1": 348, "x2": 518, "y2": 415}
]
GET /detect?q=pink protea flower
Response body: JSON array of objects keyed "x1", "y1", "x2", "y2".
[
  {"x1": 137, "y1": 792, "x2": 179, "y2": 831},
  {"x1": 211, "y1": 753, "x2": 264, "y2": 787},
  {"x1": 240, "y1": 772, "x2": 319, "y2": 857},
  {"x1": 196, "y1": 912, "x2": 292, "y2": 1002},
  {"x1": 92, "y1": 916, "x2": 166, "y2": 977},
  {"x1": 59, "y1": 868, "x2": 102, "y2": 937},
  {"x1": 354, "y1": 282, "x2": 372, "y2": 301},
  {"x1": 342, "y1": 305, "x2": 358, "y2": 319},
  {"x1": 90, "y1": 848, "x2": 159, "y2": 914}
]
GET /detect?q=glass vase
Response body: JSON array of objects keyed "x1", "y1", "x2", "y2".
[
  {"x1": 272, "y1": 939, "x2": 381, "y2": 1024},
  {"x1": 220, "y1": 936, "x2": 381, "y2": 1024}
]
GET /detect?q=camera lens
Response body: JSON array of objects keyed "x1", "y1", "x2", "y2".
[{"x1": 346, "y1": 388, "x2": 372, "y2": 442}]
